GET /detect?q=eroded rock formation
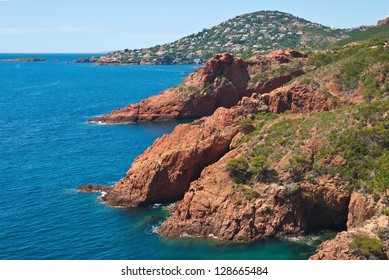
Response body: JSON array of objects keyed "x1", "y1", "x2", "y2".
[
  {"x1": 90, "y1": 51, "x2": 306, "y2": 123},
  {"x1": 102, "y1": 97, "x2": 265, "y2": 207}
]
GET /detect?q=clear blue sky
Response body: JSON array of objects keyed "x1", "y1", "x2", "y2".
[{"x1": 0, "y1": 0, "x2": 388, "y2": 53}]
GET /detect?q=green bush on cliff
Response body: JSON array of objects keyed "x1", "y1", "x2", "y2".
[
  {"x1": 239, "y1": 118, "x2": 255, "y2": 134},
  {"x1": 350, "y1": 232, "x2": 386, "y2": 259},
  {"x1": 226, "y1": 157, "x2": 250, "y2": 184},
  {"x1": 249, "y1": 155, "x2": 276, "y2": 182},
  {"x1": 241, "y1": 187, "x2": 259, "y2": 200},
  {"x1": 288, "y1": 154, "x2": 312, "y2": 182}
]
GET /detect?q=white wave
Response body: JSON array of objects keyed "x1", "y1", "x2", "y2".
[
  {"x1": 208, "y1": 234, "x2": 218, "y2": 239},
  {"x1": 281, "y1": 232, "x2": 332, "y2": 246}
]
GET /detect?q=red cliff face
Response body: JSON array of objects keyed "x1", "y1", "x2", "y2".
[
  {"x1": 158, "y1": 149, "x2": 350, "y2": 242},
  {"x1": 103, "y1": 97, "x2": 265, "y2": 207},
  {"x1": 310, "y1": 193, "x2": 388, "y2": 260},
  {"x1": 90, "y1": 51, "x2": 307, "y2": 123},
  {"x1": 259, "y1": 82, "x2": 337, "y2": 114}
]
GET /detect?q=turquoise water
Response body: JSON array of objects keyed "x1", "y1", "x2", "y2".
[{"x1": 0, "y1": 54, "x2": 328, "y2": 259}]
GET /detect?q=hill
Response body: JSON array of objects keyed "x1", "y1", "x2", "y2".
[
  {"x1": 336, "y1": 17, "x2": 389, "y2": 46},
  {"x1": 91, "y1": 10, "x2": 352, "y2": 65}
]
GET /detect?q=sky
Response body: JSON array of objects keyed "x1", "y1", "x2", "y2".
[{"x1": 0, "y1": 0, "x2": 388, "y2": 53}]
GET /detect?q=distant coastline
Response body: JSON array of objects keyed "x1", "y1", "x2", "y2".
[{"x1": 0, "y1": 57, "x2": 46, "y2": 62}]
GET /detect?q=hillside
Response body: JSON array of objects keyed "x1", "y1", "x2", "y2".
[
  {"x1": 89, "y1": 11, "x2": 352, "y2": 65},
  {"x1": 336, "y1": 17, "x2": 389, "y2": 46}
]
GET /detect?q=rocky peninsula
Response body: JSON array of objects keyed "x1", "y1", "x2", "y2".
[{"x1": 79, "y1": 40, "x2": 389, "y2": 260}]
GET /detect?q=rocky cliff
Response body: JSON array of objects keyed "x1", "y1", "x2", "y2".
[
  {"x1": 102, "y1": 98, "x2": 264, "y2": 207},
  {"x1": 79, "y1": 41, "x2": 389, "y2": 259},
  {"x1": 310, "y1": 193, "x2": 389, "y2": 260},
  {"x1": 90, "y1": 50, "x2": 307, "y2": 123},
  {"x1": 377, "y1": 16, "x2": 389, "y2": 27}
]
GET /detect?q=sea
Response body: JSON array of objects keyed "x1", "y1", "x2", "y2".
[{"x1": 0, "y1": 54, "x2": 333, "y2": 260}]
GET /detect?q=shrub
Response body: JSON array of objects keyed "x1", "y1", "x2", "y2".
[
  {"x1": 288, "y1": 154, "x2": 312, "y2": 182},
  {"x1": 226, "y1": 158, "x2": 250, "y2": 184},
  {"x1": 241, "y1": 187, "x2": 259, "y2": 200},
  {"x1": 249, "y1": 155, "x2": 277, "y2": 182},
  {"x1": 382, "y1": 209, "x2": 389, "y2": 216},
  {"x1": 284, "y1": 183, "x2": 301, "y2": 197},
  {"x1": 349, "y1": 232, "x2": 386, "y2": 259},
  {"x1": 239, "y1": 118, "x2": 255, "y2": 134}
]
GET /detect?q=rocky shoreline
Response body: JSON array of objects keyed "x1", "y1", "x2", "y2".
[{"x1": 79, "y1": 42, "x2": 389, "y2": 259}]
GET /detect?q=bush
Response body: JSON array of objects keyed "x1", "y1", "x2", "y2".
[
  {"x1": 249, "y1": 155, "x2": 277, "y2": 182},
  {"x1": 284, "y1": 183, "x2": 301, "y2": 197},
  {"x1": 382, "y1": 209, "x2": 389, "y2": 216},
  {"x1": 239, "y1": 118, "x2": 255, "y2": 134},
  {"x1": 226, "y1": 158, "x2": 250, "y2": 184},
  {"x1": 349, "y1": 232, "x2": 386, "y2": 259},
  {"x1": 288, "y1": 154, "x2": 312, "y2": 182},
  {"x1": 241, "y1": 187, "x2": 259, "y2": 200}
]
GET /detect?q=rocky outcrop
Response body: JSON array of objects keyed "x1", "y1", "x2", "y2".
[
  {"x1": 90, "y1": 51, "x2": 306, "y2": 123},
  {"x1": 310, "y1": 215, "x2": 389, "y2": 260},
  {"x1": 73, "y1": 56, "x2": 100, "y2": 63},
  {"x1": 347, "y1": 192, "x2": 379, "y2": 229},
  {"x1": 377, "y1": 16, "x2": 389, "y2": 27},
  {"x1": 259, "y1": 83, "x2": 337, "y2": 114},
  {"x1": 77, "y1": 184, "x2": 110, "y2": 193},
  {"x1": 309, "y1": 231, "x2": 365, "y2": 260},
  {"x1": 102, "y1": 97, "x2": 265, "y2": 207},
  {"x1": 158, "y1": 145, "x2": 350, "y2": 241},
  {"x1": 310, "y1": 192, "x2": 389, "y2": 260}
]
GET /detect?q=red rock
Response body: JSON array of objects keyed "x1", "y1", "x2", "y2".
[
  {"x1": 347, "y1": 192, "x2": 379, "y2": 229},
  {"x1": 77, "y1": 184, "x2": 111, "y2": 193},
  {"x1": 104, "y1": 97, "x2": 265, "y2": 207},
  {"x1": 310, "y1": 216, "x2": 389, "y2": 260},
  {"x1": 158, "y1": 146, "x2": 350, "y2": 241},
  {"x1": 377, "y1": 16, "x2": 389, "y2": 27},
  {"x1": 90, "y1": 52, "x2": 307, "y2": 123},
  {"x1": 260, "y1": 83, "x2": 337, "y2": 114},
  {"x1": 309, "y1": 231, "x2": 364, "y2": 260}
]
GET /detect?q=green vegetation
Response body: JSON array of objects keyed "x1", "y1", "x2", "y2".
[
  {"x1": 349, "y1": 232, "x2": 386, "y2": 259},
  {"x1": 288, "y1": 155, "x2": 312, "y2": 182},
  {"x1": 249, "y1": 155, "x2": 273, "y2": 182},
  {"x1": 241, "y1": 187, "x2": 259, "y2": 200},
  {"x1": 226, "y1": 153, "x2": 276, "y2": 185},
  {"x1": 230, "y1": 96, "x2": 389, "y2": 195},
  {"x1": 239, "y1": 112, "x2": 278, "y2": 143},
  {"x1": 239, "y1": 118, "x2": 255, "y2": 134},
  {"x1": 284, "y1": 183, "x2": 301, "y2": 197},
  {"x1": 97, "y1": 10, "x2": 354, "y2": 65},
  {"x1": 250, "y1": 72, "x2": 270, "y2": 84},
  {"x1": 337, "y1": 23, "x2": 389, "y2": 46},
  {"x1": 226, "y1": 158, "x2": 250, "y2": 184},
  {"x1": 313, "y1": 101, "x2": 389, "y2": 195},
  {"x1": 304, "y1": 40, "x2": 389, "y2": 101}
]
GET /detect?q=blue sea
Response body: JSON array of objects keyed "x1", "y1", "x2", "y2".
[{"x1": 0, "y1": 54, "x2": 331, "y2": 259}]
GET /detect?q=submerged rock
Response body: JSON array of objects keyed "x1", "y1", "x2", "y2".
[{"x1": 77, "y1": 184, "x2": 111, "y2": 193}]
